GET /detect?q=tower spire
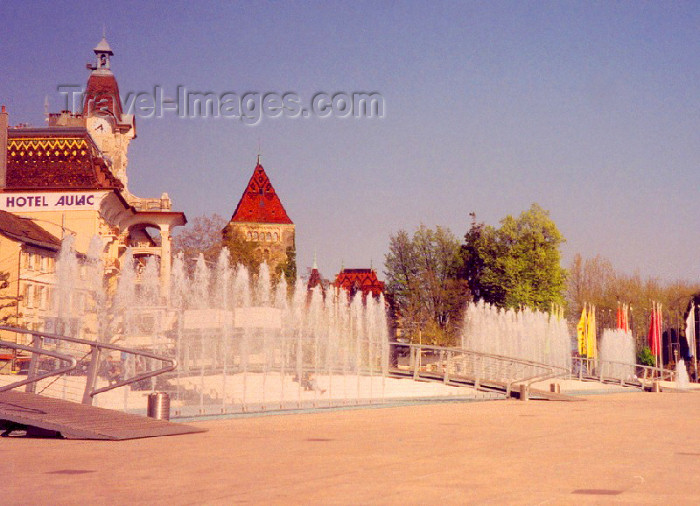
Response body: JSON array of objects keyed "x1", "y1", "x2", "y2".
[{"x1": 90, "y1": 35, "x2": 113, "y2": 72}]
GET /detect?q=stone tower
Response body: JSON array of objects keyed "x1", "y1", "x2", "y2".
[{"x1": 224, "y1": 160, "x2": 295, "y2": 274}]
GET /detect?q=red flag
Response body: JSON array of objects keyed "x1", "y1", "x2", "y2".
[
  {"x1": 648, "y1": 303, "x2": 662, "y2": 358},
  {"x1": 616, "y1": 305, "x2": 623, "y2": 330}
]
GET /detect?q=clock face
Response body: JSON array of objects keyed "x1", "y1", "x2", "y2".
[{"x1": 88, "y1": 116, "x2": 110, "y2": 135}]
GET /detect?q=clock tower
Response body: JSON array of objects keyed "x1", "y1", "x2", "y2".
[{"x1": 83, "y1": 37, "x2": 136, "y2": 193}]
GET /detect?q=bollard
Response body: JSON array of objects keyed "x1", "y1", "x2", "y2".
[
  {"x1": 519, "y1": 384, "x2": 529, "y2": 402},
  {"x1": 550, "y1": 383, "x2": 560, "y2": 394},
  {"x1": 652, "y1": 381, "x2": 662, "y2": 393},
  {"x1": 147, "y1": 391, "x2": 170, "y2": 420}
]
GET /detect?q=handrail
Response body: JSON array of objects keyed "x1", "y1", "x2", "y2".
[
  {"x1": 0, "y1": 325, "x2": 177, "y2": 405},
  {"x1": 0, "y1": 340, "x2": 77, "y2": 392},
  {"x1": 571, "y1": 356, "x2": 675, "y2": 388},
  {"x1": 393, "y1": 342, "x2": 569, "y2": 396}
]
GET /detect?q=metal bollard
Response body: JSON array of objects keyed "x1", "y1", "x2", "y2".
[
  {"x1": 519, "y1": 384, "x2": 529, "y2": 402},
  {"x1": 652, "y1": 381, "x2": 662, "y2": 393},
  {"x1": 147, "y1": 392, "x2": 170, "y2": 420},
  {"x1": 550, "y1": 383, "x2": 561, "y2": 394}
]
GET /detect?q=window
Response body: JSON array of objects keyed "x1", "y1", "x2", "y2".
[
  {"x1": 266, "y1": 232, "x2": 272, "y2": 241},
  {"x1": 273, "y1": 232, "x2": 279, "y2": 242},
  {"x1": 36, "y1": 286, "x2": 44, "y2": 310},
  {"x1": 25, "y1": 284, "x2": 34, "y2": 308}
]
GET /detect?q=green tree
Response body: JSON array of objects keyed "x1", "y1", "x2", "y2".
[
  {"x1": 462, "y1": 204, "x2": 566, "y2": 311},
  {"x1": 221, "y1": 228, "x2": 262, "y2": 275},
  {"x1": 276, "y1": 245, "x2": 297, "y2": 287},
  {"x1": 385, "y1": 225, "x2": 469, "y2": 346}
]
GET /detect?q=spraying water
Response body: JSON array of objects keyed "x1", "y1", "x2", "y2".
[
  {"x1": 461, "y1": 300, "x2": 571, "y2": 369},
  {"x1": 599, "y1": 329, "x2": 636, "y2": 381},
  {"x1": 50, "y1": 241, "x2": 391, "y2": 415},
  {"x1": 676, "y1": 359, "x2": 690, "y2": 390}
]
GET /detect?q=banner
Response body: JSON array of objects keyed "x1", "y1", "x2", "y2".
[
  {"x1": 586, "y1": 305, "x2": 597, "y2": 359},
  {"x1": 648, "y1": 302, "x2": 662, "y2": 362},
  {"x1": 577, "y1": 305, "x2": 587, "y2": 356},
  {"x1": 686, "y1": 302, "x2": 696, "y2": 360}
]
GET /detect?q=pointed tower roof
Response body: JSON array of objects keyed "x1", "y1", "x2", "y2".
[
  {"x1": 83, "y1": 37, "x2": 123, "y2": 120},
  {"x1": 94, "y1": 36, "x2": 113, "y2": 54},
  {"x1": 230, "y1": 162, "x2": 293, "y2": 224}
]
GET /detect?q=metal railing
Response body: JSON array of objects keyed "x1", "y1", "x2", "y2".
[
  {"x1": 571, "y1": 357, "x2": 675, "y2": 388},
  {"x1": 0, "y1": 340, "x2": 76, "y2": 391},
  {"x1": 392, "y1": 343, "x2": 569, "y2": 397},
  {"x1": 0, "y1": 325, "x2": 177, "y2": 405}
]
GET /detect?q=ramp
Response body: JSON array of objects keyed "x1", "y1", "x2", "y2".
[{"x1": 0, "y1": 390, "x2": 206, "y2": 440}]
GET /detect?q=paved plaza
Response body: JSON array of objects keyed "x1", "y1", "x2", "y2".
[{"x1": 3, "y1": 391, "x2": 700, "y2": 504}]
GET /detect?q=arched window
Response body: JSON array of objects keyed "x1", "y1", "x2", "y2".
[
  {"x1": 266, "y1": 232, "x2": 272, "y2": 241},
  {"x1": 273, "y1": 232, "x2": 279, "y2": 242}
]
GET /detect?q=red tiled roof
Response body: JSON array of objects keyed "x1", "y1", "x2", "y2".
[
  {"x1": 230, "y1": 163, "x2": 293, "y2": 224},
  {"x1": 5, "y1": 128, "x2": 123, "y2": 190},
  {"x1": 333, "y1": 269, "x2": 385, "y2": 297},
  {"x1": 0, "y1": 210, "x2": 61, "y2": 251},
  {"x1": 82, "y1": 72, "x2": 124, "y2": 120}
]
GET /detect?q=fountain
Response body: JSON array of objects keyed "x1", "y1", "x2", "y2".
[
  {"x1": 26, "y1": 239, "x2": 585, "y2": 415},
  {"x1": 599, "y1": 328, "x2": 636, "y2": 381},
  {"x1": 676, "y1": 359, "x2": 690, "y2": 390},
  {"x1": 461, "y1": 301, "x2": 572, "y2": 369},
  {"x1": 34, "y1": 240, "x2": 401, "y2": 415}
]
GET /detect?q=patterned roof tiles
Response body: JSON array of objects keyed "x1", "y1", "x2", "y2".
[
  {"x1": 333, "y1": 269, "x2": 385, "y2": 297},
  {"x1": 6, "y1": 129, "x2": 123, "y2": 190},
  {"x1": 230, "y1": 163, "x2": 293, "y2": 225}
]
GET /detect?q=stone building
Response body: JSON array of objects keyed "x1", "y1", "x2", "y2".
[{"x1": 223, "y1": 160, "x2": 295, "y2": 275}]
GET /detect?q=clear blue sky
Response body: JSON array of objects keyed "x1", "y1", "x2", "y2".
[{"x1": 2, "y1": 1, "x2": 698, "y2": 281}]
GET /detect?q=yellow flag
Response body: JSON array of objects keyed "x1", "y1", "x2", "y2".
[
  {"x1": 577, "y1": 305, "x2": 587, "y2": 356},
  {"x1": 587, "y1": 305, "x2": 597, "y2": 359}
]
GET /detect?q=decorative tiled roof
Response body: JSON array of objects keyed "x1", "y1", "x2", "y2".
[
  {"x1": 0, "y1": 210, "x2": 61, "y2": 251},
  {"x1": 5, "y1": 128, "x2": 123, "y2": 190},
  {"x1": 334, "y1": 268, "x2": 385, "y2": 297},
  {"x1": 230, "y1": 162, "x2": 293, "y2": 224}
]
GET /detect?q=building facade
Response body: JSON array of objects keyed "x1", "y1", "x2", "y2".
[{"x1": 0, "y1": 38, "x2": 186, "y2": 346}]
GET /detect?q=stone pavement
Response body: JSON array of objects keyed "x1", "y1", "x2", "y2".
[{"x1": 3, "y1": 391, "x2": 700, "y2": 504}]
